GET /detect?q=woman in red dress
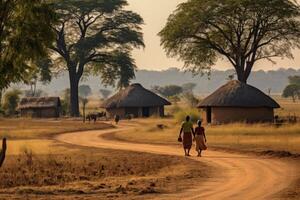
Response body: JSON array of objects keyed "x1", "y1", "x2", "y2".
[{"x1": 194, "y1": 120, "x2": 207, "y2": 157}]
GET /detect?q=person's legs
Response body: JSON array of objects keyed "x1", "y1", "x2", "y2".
[
  {"x1": 187, "y1": 148, "x2": 191, "y2": 156},
  {"x1": 184, "y1": 148, "x2": 187, "y2": 156},
  {"x1": 199, "y1": 150, "x2": 202, "y2": 157}
]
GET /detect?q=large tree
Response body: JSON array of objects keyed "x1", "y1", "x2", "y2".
[
  {"x1": 159, "y1": 0, "x2": 300, "y2": 83},
  {"x1": 0, "y1": 1, "x2": 56, "y2": 90},
  {"x1": 50, "y1": 0, "x2": 144, "y2": 116}
]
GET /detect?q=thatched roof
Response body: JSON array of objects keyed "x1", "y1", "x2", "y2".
[
  {"x1": 198, "y1": 80, "x2": 280, "y2": 108},
  {"x1": 101, "y1": 83, "x2": 171, "y2": 108},
  {"x1": 19, "y1": 97, "x2": 61, "y2": 109}
]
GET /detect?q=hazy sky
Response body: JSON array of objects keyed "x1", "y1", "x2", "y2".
[{"x1": 126, "y1": 0, "x2": 300, "y2": 71}]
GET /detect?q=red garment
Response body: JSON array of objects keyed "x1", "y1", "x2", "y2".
[{"x1": 195, "y1": 127, "x2": 205, "y2": 135}]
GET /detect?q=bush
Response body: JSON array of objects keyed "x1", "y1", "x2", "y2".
[
  {"x1": 174, "y1": 108, "x2": 201, "y2": 124},
  {"x1": 3, "y1": 89, "x2": 22, "y2": 116},
  {"x1": 183, "y1": 92, "x2": 200, "y2": 107}
]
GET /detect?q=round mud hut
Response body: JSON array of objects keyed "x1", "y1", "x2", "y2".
[
  {"x1": 198, "y1": 80, "x2": 280, "y2": 124},
  {"x1": 101, "y1": 83, "x2": 171, "y2": 118}
]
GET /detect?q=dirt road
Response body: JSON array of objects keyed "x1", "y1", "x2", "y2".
[{"x1": 56, "y1": 125, "x2": 298, "y2": 200}]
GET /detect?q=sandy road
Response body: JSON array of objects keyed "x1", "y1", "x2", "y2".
[{"x1": 56, "y1": 124, "x2": 298, "y2": 200}]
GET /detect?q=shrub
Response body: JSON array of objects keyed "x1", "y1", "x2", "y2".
[
  {"x1": 3, "y1": 89, "x2": 22, "y2": 116},
  {"x1": 174, "y1": 108, "x2": 201, "y2": 124}
]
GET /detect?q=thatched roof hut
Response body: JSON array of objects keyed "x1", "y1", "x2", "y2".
[
  {"x1": 198, "y1": 80, "x2": 280, "y2": 124},
  {"x1": 19, "y1": 97, "x2": 61, "y2": 118},
  {"x1": 101, "y1": 83, "x2": 171, "y2": 118}
]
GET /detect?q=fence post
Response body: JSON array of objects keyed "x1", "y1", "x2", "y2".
[{"x1": 0, "y1": 138, "x2": 7, "y2": 168}]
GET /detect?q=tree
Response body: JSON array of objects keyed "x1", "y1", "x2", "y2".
[
  {"x1": 23, "y1": 58, "x2": 53, "y2": 97},
  {"x1": 50, "y1": 0, "x2": 144, "y2": 116},
  {"x1": 288, "y1": 76, "x2": 300, "y2": 85},
  {"x1": 3, "y1": 89, "x2": 22, "y2": 116},
  {"x1": 79, "y1": 85, "x2": 92, "y2": 98},
  {"x1": 282, "y1": 84, "x2": 300, "y2": 102},
  {"x1": 79, "y1": 85, "x2": 92, "y2": 121},
  {"x1": 159, "y1": 0, "x2": 300, "y2": 83},
  {"x1": 61, "y1": 88, "x2": 71, "y2": 116},
  {"x1": 152, "y1": 85, "x2": 183, "y2": 97},
  {"x1": 0, "y1": 1, "x2": 56, "y2": 90},
  {"x1": 182, "y1": 83, "x2": 197, "y2": 93},
  {"x1": 24, "y1": 89, "x2": 47, "y2": 98},
  {"x1": 99, "y1": 89, "x2": 112, "y2": 99}
]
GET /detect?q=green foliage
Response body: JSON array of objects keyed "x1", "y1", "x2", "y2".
[
  {"x1": 174, "y1": 108, "x2": 201, "y2": 124},
  {"x1": 159, "y1": 0, "x2": 300, "y2": 82},
  {"x1": 152, "y1": 85, "x2": 183, "y2": 97},
  {"x1": 0, "y1": 1, "x2": 56, "y2": 89},
  {"x1": 282, "y1": 84, "x2": 300, "y2": 102},
  {"x1": 50, "y1": 0, "x2": 144, "y2": 116},
  {"x1": 288, "y1": 76, "x2": 300, "y2": 85},
  {"x1": 3, "y1": 89, "x2": 22, "y2": 116}
]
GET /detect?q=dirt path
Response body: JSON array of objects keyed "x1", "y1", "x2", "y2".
[{"x1": 55, "y1": 124, "x2": 298, "y2": 200}]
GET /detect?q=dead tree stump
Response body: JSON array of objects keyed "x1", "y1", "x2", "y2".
[{"x1": 0, "y1": 138, "x2": 7, "y2": 168}]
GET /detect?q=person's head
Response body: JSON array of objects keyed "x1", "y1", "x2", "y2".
[
  {"x1": 197, "y1": 120, "x2": 202, "y2": 127},
  {"x1": 186, "y1": 115, "x2": 190, "y2": 122}
]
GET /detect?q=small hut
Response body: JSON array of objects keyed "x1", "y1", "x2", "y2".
[
  {"x1": 198, "y1": 80, "x2": 280, "y2": 124},
  {"x1": 19, "y1": 97, "x2": 61, "y2": 118},
  {"x1": 101, "y1": 83, "x2": 171, "y2": 118}
]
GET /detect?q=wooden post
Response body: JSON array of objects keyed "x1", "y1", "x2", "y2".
[{"x1": 0, "y1": 138, "x2": 7, "y2": 168}]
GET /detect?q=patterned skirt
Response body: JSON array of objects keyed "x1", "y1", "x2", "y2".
[{"x1": 195, "y1": 134, "x2": 207, "y2": 151}]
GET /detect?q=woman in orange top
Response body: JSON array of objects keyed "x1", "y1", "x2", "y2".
[{"x1": 178, "y1": 116, "x2": 195, "y2": 156}]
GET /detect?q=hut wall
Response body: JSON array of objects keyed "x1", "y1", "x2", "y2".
[
  {"x1": 20, "y1": 107, "x2": 59, "y2": 118},
  {"x1": 106, "y1": 108, "x2": 125, "y2": 118},
  {"x1": 107, "y1": 106, "x2": 166, "y2": 118},
  {"x1": 148, "y1": 106, "x2": 164, "y2": 117},
  {"x1": 201, "y1": 107, "x2": 274, "y2": 124},
  {"x1": 213, "y1": 107, "x2": 274, "y2": 124}
]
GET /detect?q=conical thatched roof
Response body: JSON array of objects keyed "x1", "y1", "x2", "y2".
[
  {"x1": 101, "y1": 83, "x2": 171, "y2": 108},
  {"x1": 19, "y1": 97, "x2": 61, "y2": 109},
  {"x1": 198, "y1": 80, "x2": 280, "y2": 108}
]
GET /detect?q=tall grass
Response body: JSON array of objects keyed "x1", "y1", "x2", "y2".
[{"x1": 174, "y1": 108, "x2": 201, "y2": 123}]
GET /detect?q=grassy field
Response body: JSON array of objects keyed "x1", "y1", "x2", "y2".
[
  {"x1": 0, "y1": 118, "x2": 112, "y2": 140},
  {"x1": 0, "y1": 117, "x2": 211, "y2": 199},
  {"x1": 0, "y1": 147, "x2": 211, "y2": 199},
  {"x1": 111, "y1": 97, "x2": 300, "y2": 155}
]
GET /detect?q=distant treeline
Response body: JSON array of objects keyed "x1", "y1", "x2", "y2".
[{"x1": 15, "y1": 68, "x2": 300, "y2": 95}]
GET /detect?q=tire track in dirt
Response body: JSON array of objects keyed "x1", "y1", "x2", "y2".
[{"x1": 55, "y1": 124, "x2": 298, "y2": 200}]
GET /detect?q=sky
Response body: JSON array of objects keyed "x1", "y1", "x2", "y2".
[{"x1": 126, "y1": 0, "x2": 300, "y2": 71}]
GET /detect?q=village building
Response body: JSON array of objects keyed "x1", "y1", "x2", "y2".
[
  {"x1": 198, "y1": 80, "x2": 280, "y2": 124},
  {"x1": 101, "y1": 83, "x2": 171, "y2": 118},
  {"x1": 19, "y1": 97, "x2": 61, "y2": 118}
]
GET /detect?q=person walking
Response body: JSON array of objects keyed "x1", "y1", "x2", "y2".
[
  {"x1": 194, "y1": 120, "x2": 207, "y2": 157},
  {"x1": 178, "y1": 116, "x2": 194, "y2": 156}
]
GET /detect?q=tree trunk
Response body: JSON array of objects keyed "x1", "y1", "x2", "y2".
[
  {"x1": 0, "y1": 138, "x2": 7, "y2": 168},
  {"x1": 69, "y1": 73, "x2": 80, "y2": 117},
  {"x1": 0, "y1": 89, "x2": 2, "y2": 107}
]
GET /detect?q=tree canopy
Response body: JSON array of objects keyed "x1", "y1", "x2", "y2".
[
  {"x1": 79, "y1": 85, "x2": 92, "y2": 98},
  {"x1": 50, "y1": 0, "x2": 144, "y2": 116},
  {"x1": 152, "y1": 85, "x2": 183, "y2": 97},
  {"x1": 282, "y1": 75, "x2": 300, "y2": 101},
  {"x1": 159, "y1": 0, "x2": 300, "y2": 83},
  {"x1": 0, "y1": 1, "x2": 56, "y2": 89}
]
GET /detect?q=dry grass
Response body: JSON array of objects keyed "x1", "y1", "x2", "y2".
[
  {"x1": 273, "y1": 96, "x2": 300, "y2": 117},
  {"x1": 111, "y1": 119, "x2": 300, "y2": 155},
  {"x1": 0, "y1": 147, "x2": 212, "y2": 199},
  {"x1": 0, "y1": 118, "x2": 112, "y2": 139}
]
